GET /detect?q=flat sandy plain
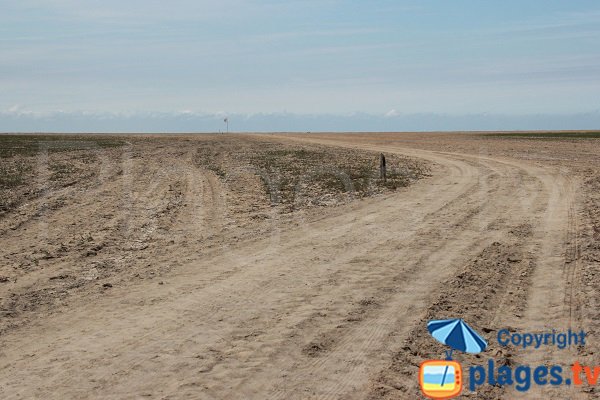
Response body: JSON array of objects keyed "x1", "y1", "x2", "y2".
[{"x1": 1, "y1": 132, "x2": 600, "y2": 399}]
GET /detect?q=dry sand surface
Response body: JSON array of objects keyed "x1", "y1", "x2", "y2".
[{"x1": 1, "y1": 132, "x2": 599, "y2": 399}]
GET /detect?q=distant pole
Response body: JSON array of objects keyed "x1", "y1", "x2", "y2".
[
  {"x1": 224, "y1": 117, "x2": 229, "y2": 133},
  {"x1": 380, "y1": 153, "x2": 386, "y2": 182}
]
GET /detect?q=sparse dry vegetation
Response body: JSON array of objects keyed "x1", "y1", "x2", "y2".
[
  {"x1": 193, "y1": 136, "x2": 430, "y2": 211},
  {"x1": 0, "y1": 135, "x2": 124, "y2": 217},
  {"x1": 0, "y1": 134, "x2": 124, "y2": 158}
]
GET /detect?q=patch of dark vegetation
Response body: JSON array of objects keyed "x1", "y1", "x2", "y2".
[
  {"x1": 482, "y1": 131, "x2": 600, "y2": 140},
  {"x1": 0, "y1": 159, "x2": 32, "y2": 189},
  {"x1": 49, "y1": 162, "x2": 81, "y2": 182},
  {"x1": 194, "y1": 145, "x2": 227, "y2": 178},
  {"x1": 0, "y1": 134, "x2": 124, "y2": 158},
  {"x1": 193, "y1": 137, "x2": 430, "y2": 212},
  {"x1": 251, "y1": 147, "x2": 428, "y2": 208},
  {"x1": 0, "y1": 135, "x2": 123, "y2": 217}
]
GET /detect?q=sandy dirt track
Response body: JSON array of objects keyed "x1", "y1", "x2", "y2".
[{"x1": 0, "y1": 133, "x2": 598, "y2": 399}]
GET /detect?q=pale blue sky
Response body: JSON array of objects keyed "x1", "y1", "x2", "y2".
[{"x1": 2, "y1": 1, "x2": 600, "y2": 131}]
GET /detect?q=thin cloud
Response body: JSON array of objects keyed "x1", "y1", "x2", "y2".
[{"x1": 2, "y1": 2, "x2": 599, "y2": 118}]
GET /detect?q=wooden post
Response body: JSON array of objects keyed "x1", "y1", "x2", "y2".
[{"x1": 380, "y1": 153, "x2": 386, "y2": 182}]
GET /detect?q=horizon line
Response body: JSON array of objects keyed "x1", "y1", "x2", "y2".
[{"x1": 2, "y1": 129, "x2": 600, "y2": 135}]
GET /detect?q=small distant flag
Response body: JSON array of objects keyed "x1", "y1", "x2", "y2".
[{"x1": 224, "y1": 117, "x2": 228, "y2": 123}]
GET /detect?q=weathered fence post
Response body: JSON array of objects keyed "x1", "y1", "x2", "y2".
[{"x1": 380, "y1": 153, "x2": 386, "y2": 182}]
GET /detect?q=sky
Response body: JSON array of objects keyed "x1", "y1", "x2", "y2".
[{"x1": 2, "y1": 0, "x2": 600, "y2": 132}]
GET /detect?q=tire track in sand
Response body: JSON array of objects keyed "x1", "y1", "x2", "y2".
[
  {"x1": 0, "y1": 135, "x2": 577, "y2": 400},
  {"x1": 0, "y1": 143, "x2": 486, "y2": 399}
]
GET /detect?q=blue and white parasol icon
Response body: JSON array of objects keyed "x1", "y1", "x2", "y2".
[
  {"x1": 427, "y1": 318, "x2": 488, "y2": 387},
  {"x1": 427, "y1": 318, "x2": 487, "y2": 357}
]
